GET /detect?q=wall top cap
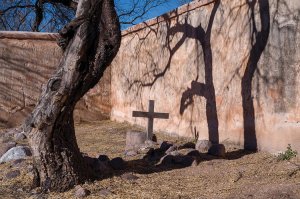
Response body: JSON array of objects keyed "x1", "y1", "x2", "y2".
[
  {"x1": 0, "y1": 0, "x2": 215, "y2": 39},
  {"x1": 0, "y1": 31, "x2": 59, "y2": 41}
]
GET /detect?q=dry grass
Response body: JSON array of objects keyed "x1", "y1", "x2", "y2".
[{"x1": 0, "y1": 120, "x2": 299, "y2": 199}]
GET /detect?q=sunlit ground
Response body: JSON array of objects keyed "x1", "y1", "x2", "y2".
[{"x1": 0, "y1": 120, "x2": 299, "y2": 199}]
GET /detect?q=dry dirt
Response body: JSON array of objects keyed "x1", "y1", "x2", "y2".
[{"x1": 0, "y1": 120, "x2": 299, "y2": 199}]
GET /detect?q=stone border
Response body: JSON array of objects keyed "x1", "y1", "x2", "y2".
[
  {"x1": 0, "y1": 31, "x2": 59, "y2": 41},
  {"x1": 121, "y1": 0, "x2": 216, "y2": 36}
]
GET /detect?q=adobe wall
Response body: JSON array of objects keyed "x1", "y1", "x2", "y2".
[
  {"x1": 0, "y1": 32, "x2": 111, "y2": 127},
  {"x1": 0, "y1": 0, "x2": 299, "y2": 153},
  {"x1": 110, "y1": 0, "x2": 300, "y2": 153}
]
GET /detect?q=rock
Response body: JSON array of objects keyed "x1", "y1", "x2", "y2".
[
  {"x1": 146, "y1": 148, "x2": 155, "y2": 155},
  {"x1": 121, "y1": 173, "x2": 139, "y2": 181},
  {"x1": 11, "y1": 159, "x2": 26, "y2": 168},
  {"x1": 0, "y1": 146, "x2": 32, "y2": 163},
  {"x1": 143, "y1": 148, "x2": 165, "y2": 162},
  {"x1": 160, "y1": 141, "x2": 173, "y2": 151},
  {"x1": 191, "y1": 159, "x2": 199, "y2": 167},
  {"x1": 186, "y1": 149, "x2": 201, "y2": 157},
  {"x1": 99, "y1": 188, "x2": 112, "y2": 197},
  {"x1": 98, "y1": 155, "x2": 110, "y2": 162},
  {"x1": 6, "y1": 170, "x2": 21, "y2": 179},
  {"x1": 74, "y1": 186, "x2": 90, "y2": 198},
  {"x1": 14, "y1": 133, "x2": 26, "y2": 141},
  {"x1": 125, "y1": 131, "x2": 147, "y2": 150},
  {"x1": 110, "y1": 157, "x2": 125, "y2": 170},
  {"x1": 17, "y1": 188, "x2": 24, "y2": 192},
  {"x1": 0, "y1": 142, "x2": 16, "y2": 157},
  {"x1": 165, "y1": 145, "x2": 177, "y2": 155},
  {"x1": 178, "y1": 142, "x2": 195, "y2": 150},
  {"x1": 208, "y1": 144, "x2": 226, "y2": 157},
  {"x1": 138, "y1": 146, "x2": 153, "y2": 154},
  {"x1": 195, "y1": 140, "x2": 212, "y2": 153},
  {"x1": 137, "y1": 140, "x2": 156, "y2": 152},
  {"x1": 158, "y1": 155, "x2": 174, "y2": 166},
  {"x1": 124, "y1": 150, "x2": 138, "y2": 156},
  {"x1": 159, "y1": 151, "x2": 195, "y2": 167},
  {"x1": 177, "y1": 148, "x2": 194, "y2": 156},
  {"x1": 173, "y1": 156, "x2": 194, "y2": 166},
  {"x1": 143, "y1": 148, "x2": 156, "y2": 161},
  {"x1": 84, "y1": 156, "x2": 111, "y2": 172},
  {"x1": 169, "y1": 150, "x2": 180, "y2": 156}
]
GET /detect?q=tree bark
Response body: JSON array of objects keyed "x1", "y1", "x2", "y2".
[{"x1": 23, "y1": 0, "x2": 121, "y2": 192}]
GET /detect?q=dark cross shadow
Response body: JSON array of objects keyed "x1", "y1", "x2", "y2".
[{"x1": 241, "y1": 0, "x2": 270, "y2": 150}]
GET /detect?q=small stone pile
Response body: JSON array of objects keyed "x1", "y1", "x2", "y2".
[
  {"x1": 83, "y1": 153, "x2": 127, "y2": 176},
  {"x1": 124, "y1": 131, "x2": 226, "y2": 167}
]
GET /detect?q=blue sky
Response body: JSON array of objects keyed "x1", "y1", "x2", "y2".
[
  {"x1": 143, "y1": 1, "x2": 189, "y2": 19},
  {"x1": 118, "y1": 0, "x2": 192, "y2": 30},
  {"x1": 0, "y1": 0, "x2": 192, "y2": 32}
]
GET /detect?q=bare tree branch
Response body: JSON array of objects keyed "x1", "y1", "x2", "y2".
[{"x1": 0, "y1": 0, "x2": 191, "y2": 32}]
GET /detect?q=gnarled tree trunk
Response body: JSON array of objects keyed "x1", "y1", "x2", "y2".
[{"x1": 23, "y1": 0, "x2": 121, "y2": 192}]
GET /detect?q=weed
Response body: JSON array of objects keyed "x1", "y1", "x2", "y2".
[
  {"x1": 277, "y1": 144, "x2": 298, "y2": 161},
  {"x1": 193, "y1": 127, "x2": 199, "y2": 143}
]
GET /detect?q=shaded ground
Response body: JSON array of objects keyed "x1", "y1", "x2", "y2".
[{"x1": 0, "y1": 120, "x2": 299, "y2": 199}]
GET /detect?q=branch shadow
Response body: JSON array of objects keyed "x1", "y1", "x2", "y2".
[
  {"x1": 179, "y1": 0, "x2": 220, "y2": 144},
  {"x1": 0, "y1": 41, "x2": 59, "y2": 127},
  {"x1": 123, "y1": 1, "x2": 221, "y2": 144}
]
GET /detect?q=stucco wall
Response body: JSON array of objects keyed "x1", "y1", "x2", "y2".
[
  {"x1": 110, "y1": 0, "x2": 300, "y2": 153},
  {"x1": 0, "y1": 32, "x2": 111, "y2": 127},
  {"x1": 0, "y1": 0, "x2": 299, "y2": 153}
]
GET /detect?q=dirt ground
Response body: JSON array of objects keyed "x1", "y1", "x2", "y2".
[{"x1": 0, "y1": 120, "x2": 299, "y2": 199}]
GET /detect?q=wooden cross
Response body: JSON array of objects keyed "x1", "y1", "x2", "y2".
[{"x1": 132, "y1": 100, "x2": 169, "y2": 140}]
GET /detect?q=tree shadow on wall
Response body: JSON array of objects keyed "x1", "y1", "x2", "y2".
[
  {"x1": 179, "y1": 0, "x2": 220, "y2": 144},
  {"x1": 126, "y1": 0, "x2": 271, "y2": 150},
  {"x1": 181, "y1": 0, "x2": 271, "y2": 150},
  {"x1": 241, "y1": 0, "x2": 270, "y2": 150},
  {"x1": 0, "y1": 43, "x2": 58, "y2": 127},
  {"x1": 126, "y1": 1, "x2": 221, "y2": 144},
  {"x1": 124, "y1": 2, "x2": 216, "y2": 101}
]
